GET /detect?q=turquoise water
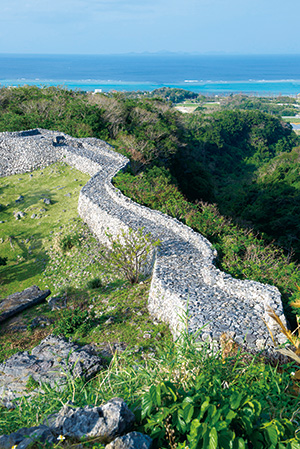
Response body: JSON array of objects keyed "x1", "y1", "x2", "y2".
[
  {"x1": 1, "y1": 54, "x2": 300, "y2": 95},
  {"x1": 2, "y1": 78, "x2": 300, "y2": 95}
]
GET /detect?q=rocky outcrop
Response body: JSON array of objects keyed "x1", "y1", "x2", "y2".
[
  {"x1": 0, "y1": 285, "x2": 51, "y2": 323},
  {"x1": 0, "y1": 129, "x2": 287, "y2": 353},
  {"x1": 0, "y1": 398, "x2": 150, "y2": 449},
  {"x1": 0, "y1": 335, "x2": 104, "y2": 408},
  {"x1": 46, "y1": 398, "x2": 135, "y2": 441}
]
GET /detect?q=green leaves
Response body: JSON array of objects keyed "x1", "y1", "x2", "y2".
[
  {"x1": 139, "y1": 377, "x2": 299, "y2": 449},
  {"x1": 103, "y1": 227, "x2": 160, "y2": 284}
]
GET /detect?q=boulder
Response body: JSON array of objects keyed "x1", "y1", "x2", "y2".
[
  {"x1": 0, "y1": 285, "x2": 51, "y2": 323},
  {"x1": 0, "y1": 400, "x2": 152, "y2": 449},
  {"x1": 0, "y1": 335, "x2": 104, "y2": 408},
  {"x1": 46, "y1": 398, "x2": 135, "y2": 442},
  {"x1": 0, "y1": 425, "x2": 56, "y2": 449},
  {"x1": 106, "y1": 431, "x2": 152, "y2": 449}
]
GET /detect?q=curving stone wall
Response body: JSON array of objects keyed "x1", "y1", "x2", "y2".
[{"x1": 0, "y1": 129, "x2": 287, "y2": 352}]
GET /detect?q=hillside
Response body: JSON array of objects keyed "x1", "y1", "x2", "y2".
[{"x1": 1, "y1": 87, "x2": 300, "y2": 448}]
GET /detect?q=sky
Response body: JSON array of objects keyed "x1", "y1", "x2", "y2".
[{"x1": 0, "y1": 0, "x2": 300, "y2": 55}]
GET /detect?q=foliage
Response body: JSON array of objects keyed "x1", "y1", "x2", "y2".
[
  {"x1": 53, "y1": 308, "x2": 96, "y2": 338},
  {"x1": 102, "y1": 227, "x2": 160, "y2": 284},
  {"x1": 0, "y1": 85, "x2": 108, "y2": 138},
  {"x1": 87, "y1": 278, "x2": 102, "y2": 289},
  {"x1": 139, "y1": 377, "x2": 300, "y2": 449},
  {"x1": 149, "y1": 87, "x2": 198, "y2": 104},
  {"x1": 0, "y1": 256, "x2": 7, "y2": 266},
  {"x1": 219, "y1": 94, "x2": 299, "y2": 117},
  {"x1": 266, "y1": 305, "x2": 300, "y2": 380},
  {"x1": 59, "y1": 232, "x2": 81, "y2": 252},
  {"x1": 114, "y1": 170, "x2": 300, "y2": 321},
  {"x1": 2, "y1": 86, "x2": 299, "y2": 259},
  {"x1": 1, "y1": 325, "x2": 299, "y2": 446},
  {"x1": 26, "y1": 375, "x2": 40, "y2": 392}
]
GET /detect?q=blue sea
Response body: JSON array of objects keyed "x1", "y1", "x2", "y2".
[{"x1": 1, "y1": 53, "x2": 300, "y2": 96}]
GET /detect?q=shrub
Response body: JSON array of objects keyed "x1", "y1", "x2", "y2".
[
  {"x1": 53, "y1": 308, "x2": 95, "y2": 338},
  {"x1": 87, "y1": 278, "x2": 102, "y2": 289},
  {"x1": 59, "y1": 233, "x2": 81, "y2": 252},
  {"x1": 139, "y1": 377, "x2": 300, "y2": 449},
  {"x1": 103, "y1": 227, "x2": 160, "y2": 284}
]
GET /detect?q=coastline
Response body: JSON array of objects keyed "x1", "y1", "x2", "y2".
[{"x1": 2, "y1": 78, "x2": 300, "y2": 95}]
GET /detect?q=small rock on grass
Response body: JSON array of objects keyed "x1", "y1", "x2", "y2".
[
  {"x1": 106, "y1": 431, "x2": 152, "y2": 449},
  {"x1": 0, "y1": 425, "x2": 56, "y2": 449}
]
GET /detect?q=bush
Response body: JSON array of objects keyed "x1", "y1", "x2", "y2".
[
  {"x1": 87, "y1": 278, "x2": 102, "y2": 289},
  {"x1": 59, "y1": 232, "x2": 81, "y2": 252},
  {"x1": 53, "y1": 308, "x2": 95, "y2": 338},
  {"x1": 103, "y1": 227, "x2": 160, "y2": 284},
  {"x1": 139, "y1": 377, "x2": 300, "y2": 449}
]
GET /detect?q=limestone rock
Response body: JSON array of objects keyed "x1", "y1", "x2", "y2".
[
  {"x1": 0, "y1": 425, "x2": 56, "y2": 449},
  {"x1": 46, "y1": 398, "x2": 135, "y2": 442},
  {"x1": 106, "y1": 431, "x2": 152, "y2": 449},
  {"x1": 0, "y1": 400, "x2": 151, "y2": 449},
  {"x1": 0, "y1": 335, "x2": 104, "y2": 407},
  {"x1": 0, "y1": 285, "x2": 51, "y2": 323}
]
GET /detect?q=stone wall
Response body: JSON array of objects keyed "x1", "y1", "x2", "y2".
[{"x1": 0, "y1": 129, "x2": 287, "y2": 351}]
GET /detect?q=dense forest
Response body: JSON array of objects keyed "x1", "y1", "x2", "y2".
[{"x1": 1, "y1": 85, "x2": 299, "y2": 320}]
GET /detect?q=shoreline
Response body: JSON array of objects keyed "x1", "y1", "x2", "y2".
[{"x1": 2, "y1": 79, "x2": 300, "y2": 96}]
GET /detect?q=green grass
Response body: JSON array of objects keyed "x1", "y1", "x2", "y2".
[
  {"x1": 0, "y1": 329, "x2": 299, "y2": 448},
  {"x1": 0, "y1": 162, "x2": 90, "y2": 296},
  {"x1": 0, "y1": 162, "x2": 172, "y2": 363}
]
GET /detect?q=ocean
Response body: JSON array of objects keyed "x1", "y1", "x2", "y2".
[{"x1": 1, "y1": 53, "x2": 300, "y2": 96}]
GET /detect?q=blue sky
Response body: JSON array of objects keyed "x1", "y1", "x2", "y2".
[{"x1": 1, "y1": 0, "x2": 300, "y2": 54}]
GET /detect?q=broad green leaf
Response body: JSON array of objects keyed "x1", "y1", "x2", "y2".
[
  {"x1": 215, "y1": 421, "x2": 228, "y2": 432},
  {"x1": 155, "y1": 383, "x2": 161, "y2": 406},
  {"x1": 229, "y1": 392, "x2": 244, "y2": 410},
  {"x1": 162, "y1": 381, "x2": 178, "y2": 401},
  {"x1": 167, "y1": 385, "x2": 178, "y2": 401},
  {"x1": 198, "y1": 397, "x2": 210, "y2": 420},
  {"x1": 209, "y1": 427, "x2": 218, "y2": 449},
  {"x1": 291, "y1": 440, "x2": 300, "y2": 449},
  {"x1": 182, "y1": 396, "x2": 194, "y2": 405},
  {"x1": 183, "y1": 403, "x2": 195, "y2": 422},
  {"x1": 218, "y1": 430, "x2": 235, "y2": 449},
  {"x1": 240, "y1": 415, "x2": 253, "y2": 435},
  {"x1": 178, "y1": 414, "x2": 188, "y2": 433},
  {"x1": 233, "y1": 437, "x2": 246, "y2": 449},
  {"x1": 251, "y1": 430, "x2": 265, "y2": 449},
  {"x1": 250, "y1": 399, "x2": 262, "y2": 417},
  {"x1": 264, "y1": 424, "x2": 278, "y2": 446},
  {"x1": 211, "y1": 410, "x2": 222, "y2": 427},
  {"x1": 188, "y1": 419, "x2": 204, "y2": 449},
  {"x1": 206, "y1": 404, "x2": 217, "y2": 421},
  {"x1": 141, "y1": 394, "x2": 153, "y2": 418},
  {"x1": 225, "y1": 409, "x2": 237, "y2": 424}
]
